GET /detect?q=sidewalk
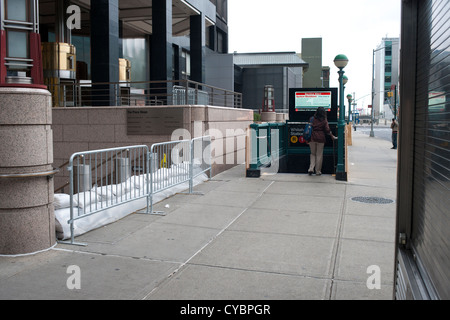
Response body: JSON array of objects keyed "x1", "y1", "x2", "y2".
[{"x1": 0, "y1": 130, "x2": 398, "y2": 300}]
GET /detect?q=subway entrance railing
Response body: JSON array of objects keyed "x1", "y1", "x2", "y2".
[
  {"x1": 246, "y1": 122, "x2": 287, "y2": 177},
  {"x1": 57, "y1": 136, "x2": 211, "y2": 246},
  {"x1": 246, "y1": 120, "x2": 339, "y2": 177}
]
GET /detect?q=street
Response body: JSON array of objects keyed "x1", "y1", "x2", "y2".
[{"x1": 354, "y1": 125, "x2": 393, "y2": 143}]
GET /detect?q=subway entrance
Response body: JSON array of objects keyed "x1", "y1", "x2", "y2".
[{"x1": 247, "y1": 88, "x2": 341, "y2": 178}]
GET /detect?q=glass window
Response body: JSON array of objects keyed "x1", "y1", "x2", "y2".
[
  {"x1": 6, "y1": 0, "x2": 29, "y2": 21},
  {"x1": 385, "y1": 46, "x2": 392, "y2": 56},
  {"x1": 7, "y1": 30, "x2": 29, "y2": 59}
]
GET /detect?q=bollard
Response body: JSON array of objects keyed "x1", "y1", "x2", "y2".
[{"x1": 0, "y1": 87, "x2": 56, "y2": 255}]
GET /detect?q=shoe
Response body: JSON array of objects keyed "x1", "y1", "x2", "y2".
[
  {"x1": 308, "y1": 171, "x2": 313, "y2": 176},
  {"x1": 316, "y1": 172, "x2": 322, "y2": 176}
]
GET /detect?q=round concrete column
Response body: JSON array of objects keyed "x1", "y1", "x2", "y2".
[
  {"x1": 0, "y1": 87, "x2": 56, "y2": 255},
  {"x1": 261, "y1": 112, "x2": 277, "y2": 123}
]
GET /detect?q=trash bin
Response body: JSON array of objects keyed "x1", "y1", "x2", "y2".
[{"x1": 73, "y1": 164, "x2": 92, "y2": 193}]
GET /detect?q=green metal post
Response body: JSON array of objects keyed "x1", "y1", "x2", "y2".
[{"x1": 336, "y1": 68, "x2": 347, "y2": 181}]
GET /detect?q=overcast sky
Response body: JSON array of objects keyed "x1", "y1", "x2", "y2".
[{"x1": 228, "y1": 0, "x2": 401, "y2": 112}]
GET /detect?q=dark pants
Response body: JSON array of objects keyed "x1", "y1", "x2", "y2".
[{"x1": 392, "y1": 131, "x2": 398, "y2": 149}]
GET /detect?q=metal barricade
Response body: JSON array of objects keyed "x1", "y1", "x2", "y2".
[
  {"x1": 148, "y1": 136, "x2": 212, "y2": 214},
  {"x1": 149, "y1": 139, "x2": 191, "y2": 214},
  {"x1": 64, "y1": 145, "x2": 150, "y2": 245},
  {"x1": 60, "y1": 137, "x2": 212, "y2": 245},
  {"x1": 189, "y1": 136, "x2": 212, "y2": 193}
]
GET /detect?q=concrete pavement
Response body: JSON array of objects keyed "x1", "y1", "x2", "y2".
[{"x1": 0, "y1": 127, "x2": 398, "y2": 300}]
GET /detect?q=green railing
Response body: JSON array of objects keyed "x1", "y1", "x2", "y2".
[{"x1": 248, "y1": 122, "x2": 287, "y2": 171}]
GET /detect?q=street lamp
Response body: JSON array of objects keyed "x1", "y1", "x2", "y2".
[
  {"x1": 347, "y1": 94, "x2": 353, "y2": 124},
  {"x1": 334, "y1": 54, "x2": 348, "y2": 181}
]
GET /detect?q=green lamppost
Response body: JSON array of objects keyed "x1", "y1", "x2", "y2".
[
  {"x1": 347, "y1": 94, "x2": 353, "y2": 125},
  {"x1": 334, "y1": 54, "x2": 349, "y2": 181}
]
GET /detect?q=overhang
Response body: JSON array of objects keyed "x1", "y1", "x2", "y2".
[
  {"x1": 38, "y1": 0, "x2": 216, "y2": 38},
  {"x1": 233, "y1": 52, "x2": 309, "y2": 69}
]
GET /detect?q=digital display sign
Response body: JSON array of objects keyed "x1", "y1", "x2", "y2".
[
  {"x1": 289, "y1": 88, "x2": 338, "y2": 122},
  {"x1": 295, "y1": 91, "x2": 332, "y2": 112}
]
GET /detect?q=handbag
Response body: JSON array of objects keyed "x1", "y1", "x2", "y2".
[{"x1": 303, "y1": 116, "x2": 314, "y2": 141}]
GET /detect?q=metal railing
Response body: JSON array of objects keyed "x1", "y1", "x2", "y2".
[
  {"x1": 248, "y1": 122, "x2": 287, "y2": 171},
  {"x1": 149, "y1": 135, "x2": 212, "y2": 214},
  {"x1": 60, "y1": 137, "x2": 211, "y2": 245},
  {"x1": 47, "y1": 79, "x2": 243, "y2": 109},
  {"x1": 63, "y1": 145, "x2": 150, "y2": 245}
]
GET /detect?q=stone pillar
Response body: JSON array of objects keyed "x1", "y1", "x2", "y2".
[{"x1": 0, "y1": 88, "x2": 56, "y2": 255}]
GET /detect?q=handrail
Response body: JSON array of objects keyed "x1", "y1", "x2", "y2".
[
  {"x1": 0, "y1": 169, "x2": 59, "y2": 179},
  {"x1": 47, "y1": 79, "x2": 243, "y2": 109}
]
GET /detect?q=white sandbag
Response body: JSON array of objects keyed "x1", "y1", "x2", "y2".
[
  {"x1": 54, "y1": 193, "x2": 72, "y2": 210},
  {"x1": 54, "y1": 167, "x2": 208, "y2": 241}
]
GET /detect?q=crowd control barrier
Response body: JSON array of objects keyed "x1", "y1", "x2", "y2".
[{"x1": 59, "y1": 137, "x2": 211, "y2": 245}]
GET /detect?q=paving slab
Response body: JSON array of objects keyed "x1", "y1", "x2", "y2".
[
  {"x1": 0, "y1": 250, "x2": 178, "y2": 300},
  {"x1": 229, "y1": 207, "x2": 341, "y2": 238},
  {"x1": 148, "y1": 264, "x2": 332, "y2": 300},
  {"x1": 189, "y1": 230, "x2": 337, "y2": 279}
]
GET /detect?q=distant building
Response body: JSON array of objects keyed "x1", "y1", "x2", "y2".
[
  {"x1": 301, "y1": 38, "x2": 329, "y2": 88},
  {"x1": 233, "y1": 52, "x2": 308, "y2": 113},
  {"x1": 373, "y1": 37, "x2": 400, "y2": 119}
]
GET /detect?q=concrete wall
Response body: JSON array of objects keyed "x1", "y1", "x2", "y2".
[{"x1": 52, "y1": 105, "x2": 253, "y2": 191}]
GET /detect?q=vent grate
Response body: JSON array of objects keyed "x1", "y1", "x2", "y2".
[{"x1": 351, "y1": 196, "x2": 394, "y2": 204}]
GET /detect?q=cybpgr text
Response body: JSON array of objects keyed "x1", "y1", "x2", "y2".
[{"x1": 224, "y1": 305, "x2": 270, "y2": 315}]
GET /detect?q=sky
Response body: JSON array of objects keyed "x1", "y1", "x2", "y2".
[{"x1": 227, "y1": 0, "x2": 402, "y2": 113}]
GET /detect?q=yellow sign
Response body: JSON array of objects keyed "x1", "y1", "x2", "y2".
[
  {"x1": 291, "y1": 136, "x2": 298, "y2": 144},
  {"x1": 161, "y1": 153, "x2": 168, "y2": 168}
]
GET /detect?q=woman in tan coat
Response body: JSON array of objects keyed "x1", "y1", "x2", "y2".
[{"x1": 308, "y1": 107, "x2": 337, "y2": 175}]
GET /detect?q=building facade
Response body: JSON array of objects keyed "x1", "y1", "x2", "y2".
[
  {"x1": 373, "y1": 37, "x2": 400, "y2": 120},
  {"x1": 396, "y1": 0, "x2": 450, "y2": 300},
  {"x1": 4, "y1": 0, "x2": 230, "y2": 105},
  {"x1": 233, "y1": 52, "x2": 308, "y2": 113}
]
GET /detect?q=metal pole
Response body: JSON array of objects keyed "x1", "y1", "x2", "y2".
[
  {"x1": 336, "y1": 68, "x2": 346, "y2": 180},
  {"x1": 394, "y1": 85, "x2": 397, "y2": 120},
  {"x1": 370, "y1": 49, "x2": 375, "y2": 137}
]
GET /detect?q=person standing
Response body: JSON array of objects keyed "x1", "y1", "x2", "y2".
[
  {"x1": 308, "y1": 107, "x2": 337, "y2": 176},
  {"x1": 391, "y1": 118, "x2": 399, "y2": 149}
]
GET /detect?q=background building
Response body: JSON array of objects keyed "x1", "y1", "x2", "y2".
[
  {"x1": 373, "y1": 37, "x2": 400, "y2": 120},
  {"x1": 233, "y1": 52, "x2": 308, "y2": 113},
  {"x1": 36, "y1": 0, "x2": 230, "y2": 105},
  {"x1": 301, "y1": 38, "x2": 328, "y2": 88}
]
